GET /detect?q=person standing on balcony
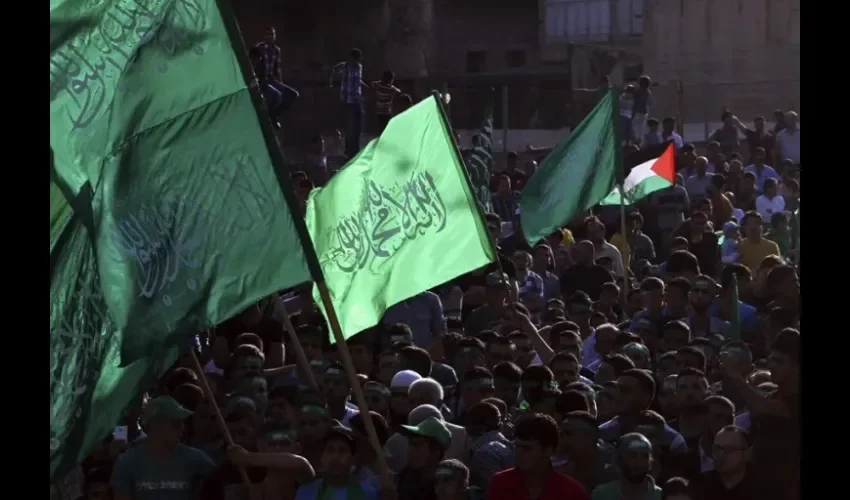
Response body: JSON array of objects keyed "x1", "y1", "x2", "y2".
[
  {"x1": 631, "y1": 75, "x2": 652, "y2": 144},
  {"x1": 254, "y1": 27, "x2": 300, "y2": 129},
  {"x1": 330, "y1": 48, "x2": 370, "y2": 160}
]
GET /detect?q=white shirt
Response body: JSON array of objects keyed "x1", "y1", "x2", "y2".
[
  {"x1": 662, "y1": 131, "x2": 684, "y2": 151},
  {"x1": 596, "y1": 241, "x2": 625, "y2": 277},
  {"x1": 756, "y1": 194, "x2": 786, "y2": 222},
  {"x1": 776, "y1": 128, "x2": 801, "y2": 163}
]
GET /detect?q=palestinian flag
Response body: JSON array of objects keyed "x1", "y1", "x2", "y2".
[{"x1": 599, "y1": 142, "x2": 676, "y2": 206}]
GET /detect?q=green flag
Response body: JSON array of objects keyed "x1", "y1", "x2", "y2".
[
  {"x1": 50, "y1": 0, "x2": 310, "y2": 365},
  {"x1": 519, "y1": 90, "x2": 619, "y2": 245},
  {"x1": 466, "y1": 104, "x2": 495, "y2": 211},
  {"x1": 730, "y1": 273, "x2": 741, "y2": 341},
  {"x1": 306, "y1": 95, "x2": 496, "y2": 340},
  {"x1": 50, "y1": 0, "x2": 310, "y2": 480}
]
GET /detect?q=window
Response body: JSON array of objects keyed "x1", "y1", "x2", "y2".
[
  {"x1": 466, "y1": 51, "x2": 488, "y2": 74},
  {"x1": 544, "y1": 0, "x2": 642, "y2": 40},
  {"x1": 505, "y1": 50, "x2": 527, "y2": 69}
]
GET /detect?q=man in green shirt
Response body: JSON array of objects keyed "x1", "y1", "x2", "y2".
[{"x1": 591, "y1": 433, "x2": 661, "y2": 500}]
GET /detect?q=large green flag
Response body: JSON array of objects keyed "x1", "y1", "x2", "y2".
[
  {"x1": 519, "y1": 90, "x2": 619, "y2": 245},
  {"x1": 50, "y1": 0, "x2": 310, "y2": 479},
  {"x1": 306, "y1": 95, "x2": 496, "y2": 340},
  {"x1": 50, "y1": 0, "x2": 310, "y2": 365},
  {"x1": 466, "y1": 104, "x2": 495, "y2": 211}
]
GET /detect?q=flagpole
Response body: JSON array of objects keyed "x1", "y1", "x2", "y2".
[
  {"x1": 317, "y1": 282, "x2": 394, "y2": 488},
  {"x1": 216, "y1": 0, "x2": 394, "y2": 489},
  {"x1": 611, "y1": 85, "x2": 628, "y2": 313},
  {"x1": 189, "y1": 350, "x2": 253, "y2": 489},
  {"x1": 274, "y1": 304, "x2": 321, "y2": 394}
]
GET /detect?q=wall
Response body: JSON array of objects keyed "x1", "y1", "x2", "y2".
[{"x1": 642, "y1": 0, "x2": 800, "y2": 130}]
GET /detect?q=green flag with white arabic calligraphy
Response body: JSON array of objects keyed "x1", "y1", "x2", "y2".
[
  {"x1": 50, "y1": 0, "x2": 311, "y2": 480},
  {"x1": 306, "y1": 95, "x2": 496, "y2": 341},
  {"x1": 466, "y1": 104, "x2": 495, "y2": 211}
]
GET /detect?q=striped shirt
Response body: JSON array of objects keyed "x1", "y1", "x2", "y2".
[
  {"x1": 372, "y1": 81, "x2": 401, "y2": 115},
  {"x1": 331, "y1": 61, "x2": 364, "y2": 104},
  {"x1": 253, "y1": 41, "x2": 281, "y2": 81}
]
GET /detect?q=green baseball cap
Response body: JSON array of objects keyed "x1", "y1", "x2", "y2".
[
  {"x1": 485, "y1": 271, "x2": 509, "y2": 287},
  {"x1": 400, "y1": 416, "x2": 451, "y2": 451},
  {"x1": 141, "y1": 396, "x2": 193, "y2": 426}
]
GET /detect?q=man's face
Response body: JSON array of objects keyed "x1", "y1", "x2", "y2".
[
  {"x1": 512, "y1": 252, "x2": 531, "y2": 272},
  {"x1": 227, "y1": 417, "x2": 256, "y2": 448},
  {"x1": 706, "y1": 402, "x2": 734, "y2": 437},
  {"x1": 495, "y1": 381, "x2": 520, "y2": 407},
  {"x1": 713, "y1": 431, "x2": 750, "y2": 474},
  {"x1": 661, "y1": 327, "x2": 689, "y2": 353},
  {"x1": 498, "y1": 177, "x2": 511, "y2": 194},
  {"x1": 377, "y1": 353, "x2": 401, "y2": 386},
  {"x1": 568, "y1": 304, "x2": 592, "y2": 329},
  {"x1": 297, "y1": 411, "x2": 328, "y2": 444},
  {"x1": 350, "y1": 345, "x2": 373, "y2": 375},
  {"x1": 558, "y1": 333, "x2": 582, "y2": 359},
  {"x1": 267, "y1": 397, "x2": 291, "y2": 425},
  {"x1": 192, "y1": 400, "x2": 219, "y2": 441},
  {"x1": 754, "y1": 118, "x2": 765, "y2": 131},
  {"x1": 664, "y1": 287, "x2": 688, "y2": 313},
  {"x1": 514, "y1": 439, "x2": 546, "y2": 472},
  {"x1": 753, "y1": 149, "x2": 765, "y2": 164},
  {"x1": 244, "y1": 377, "x2": 268, "y2": 413},
  {"x1": 264, "y1": 29, "x2": 276, "y2": 43},
  {"x1": 454, "y1": 348, "x2": 486, "y2": 375},
  {"x1": 487, "y1": 343, "x2": 516, "y2": 368},
  {"x1": 512, "y1": 337, "x2": 536, "y2": 366},
  {"x1": 232, "y1": 355, "x2": 264, "y2": 382},
  {"x1": 676, "y1": 374, "x2": 708, "y2": 409},
  {"x1": 435, "y1": 475, "x2": 465, "y2": 500},
  {"x1": 641, "y1": 289, "x2": 664, "y2": 310},
  {"x1": 533, "y1": 247, "x2": 550, "y2": 269},
  {"x1": 321, "y1": 439, "x2": 354, "y2": 475},
  {"x1": 301, "y1": 338, "x2": 324, "y2": 361},
  {"x1": 587, "y1": 223, "x2": 605, "y2": 242},
  {"x1": 785, "y1": 112, "x2": 797, "y2": 128},
  {"x1": 744, "y1": 218, "x2": 762, "y2": 238},
  {"x1": 767, "y1": 351, "x2": 796, "y2": 385},
  {"x1": 322, "y1": 374, "x2": 350, "y2": 401},
  {"x1": 696, "y1": 158, "x2": 708, "y2": 174},
  {"x1": 407, "y1": 436, "x2": 434, "y2": 469},
  {"x1": 551, "y1": 359, "x2": 579, "y2": 386},
  {"x1": 620, "y1": 446, "x2": 652, "y2": 482},
  {"x1": 689, "y1": 281, "x2": 716, "y2": 309},
  {"x1": 690, "y1": 215, "x2": 707, "y2": 234},
  {"x1": 615, "y1": 375, "x2": 644, "y2": 414}
]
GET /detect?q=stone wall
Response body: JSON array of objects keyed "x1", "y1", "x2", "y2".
[{"x1": 641, "y1": 0, "x2": 800, "y2": 123}]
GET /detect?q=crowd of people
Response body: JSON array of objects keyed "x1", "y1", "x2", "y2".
[{"x1": 52, "y1": 24, "x2": 801, "y2": 500}]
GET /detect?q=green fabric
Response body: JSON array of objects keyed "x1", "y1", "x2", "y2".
[
  {"x1": 317, "y1": 479, "x2": 366, "y2": 500},
  {"x1": 466, "y1": 104, "x2": 495, "y2": 211},
  {"x1": 50, "y1": 0, "x2": 311, "y2": 366},
  {"x1": 50, "y1": 177, "x2": 180, "y2": 482},
  {"x1": 520, "y1": 90, "x2": 619, "y2": 245},
  {"x1": 306, "y1": 95, "x2": 495, "y2": 340},
  {"x1": 50, "y1": 0, "x2": 310, "y2": 481}
]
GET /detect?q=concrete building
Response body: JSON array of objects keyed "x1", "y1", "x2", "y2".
[{"x1": 642, "y1": 0, "x2": 800, "y2": 133}]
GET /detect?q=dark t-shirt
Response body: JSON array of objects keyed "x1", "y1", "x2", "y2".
[
  {"x1": 559, "y1": 264, "x2": 615, "y2": 301},
  {"x1": 696, "y1": 469, "x2": 758, "y2": 500}
]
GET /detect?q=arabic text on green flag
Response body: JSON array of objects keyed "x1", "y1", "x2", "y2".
[
  {"x1": 50, "y1": 0, "x2": 309, "y2": 480},
  {"x1": 50, "y1": 0, "x2": 310, "y2": 365},
  {"x1": 306, "y1": 95, "x2": 496, "y2": 340},
  {"x1": 519, "y1": 90, "x2": 619, "y2": 245}
]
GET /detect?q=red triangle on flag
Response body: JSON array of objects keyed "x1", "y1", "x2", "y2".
[{"x1": 650, "y1": 143, "x2": 676, "y2": 183}]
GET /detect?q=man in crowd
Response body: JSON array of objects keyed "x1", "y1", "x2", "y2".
[{"x1": 61, "y1": 71, "x2": 800, "y2": 500}]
